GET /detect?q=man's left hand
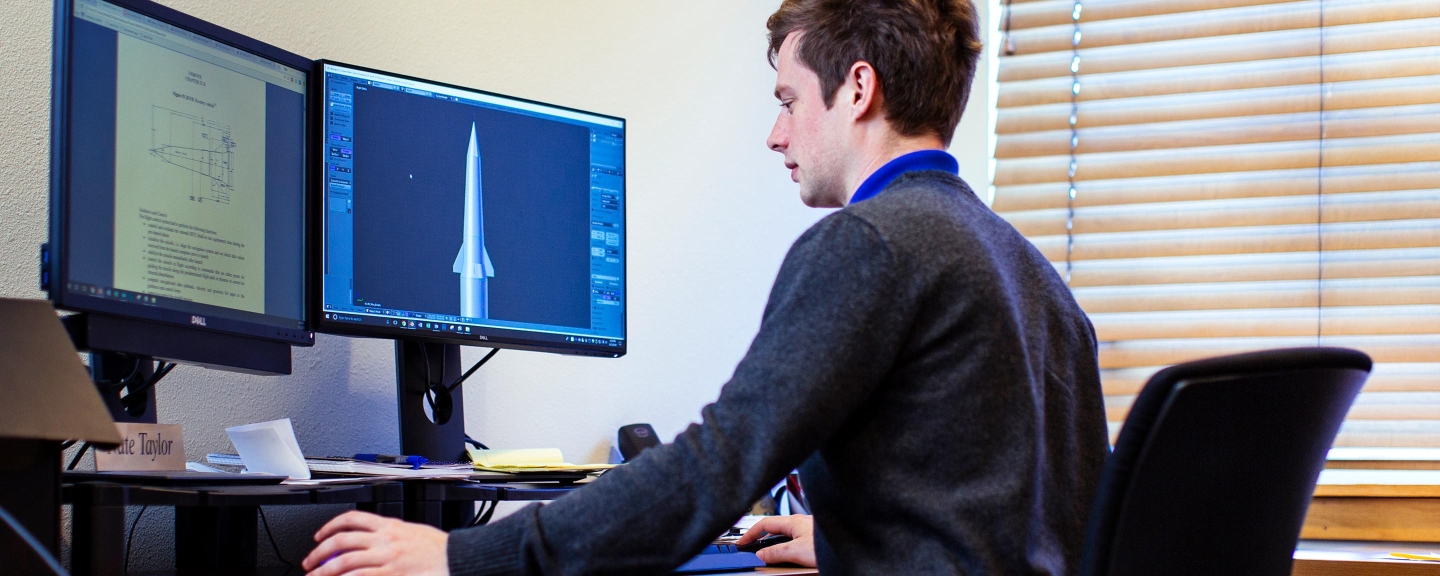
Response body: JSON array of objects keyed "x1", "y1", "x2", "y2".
[{"x1": 303, "y1": 510, "x2": 450, "y2": 576}]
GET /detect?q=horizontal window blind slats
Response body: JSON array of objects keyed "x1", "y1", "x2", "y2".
[
  {"x1": 1105, "y1": 392, "x2": 1440, "y2": 422},
  {"x1": 998, "y1": 0, "x2": 1440, "y2": 448},
  {"x1": 1004, "y1": 0, "x2": 1436, "y2": 56},
  {"x1": 1030, "y1": 219, "x2": 1440, "y2": 262},
  {"x1": 996, "y1": 103, "x2": 1440, "y2": 159},
  {"x1": 1003, "y1": 0, "x2": 1292, "y2": 32},
  {"x1": 998, "y1": 75, "x2": 1440, "y2": 135},
  {"x1": 1089, "y1": 306, "x2": 1440, "y2": 340},
  {"x1": 1064, "y1": 247, "x2": 1440, "y2": 288},
  {"x1": 1101, "y1": 363, "x2": 1440, "y2": 395},
  {"x1": 1098, "y1": 335, "x2": 1440, "y2": 368},
  {"x1": 1075, "y1": 276, "x2": 1440, "y2": 314},
  {"x1": 1333, "y1": 421, "x2": 1440, "y2": 448},
  {"x1": 993, "y1": 162, "x2": 1440, "y2": 212},
  {"x1": 996, "y1": 133, "x2": 1440, "y2": 186},
  {"x1": 999, "y1": 16, "x2": 1440, "y2": 82},
  {"x1": 1005, "y1": 189, "x2": 1440, "y2": 237},
  {"x1": 1000, "y1": 46, "x2": 1440, "y2": 108}
]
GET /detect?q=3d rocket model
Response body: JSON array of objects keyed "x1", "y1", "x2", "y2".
[{"x1": 454, "y1": 122, "x2": 494, "y2": 319}]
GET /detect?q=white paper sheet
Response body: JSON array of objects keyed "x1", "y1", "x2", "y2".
[{"x1": 225, "y1": 418, "x2": 310, "y2": 480}]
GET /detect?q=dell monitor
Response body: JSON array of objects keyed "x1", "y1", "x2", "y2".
[
  {"x1": 46, "y1": 0, "x2": 314, "y2": 421},
  {"x1": 315, "y1": 61, "x2": 626, "y2": 459}
]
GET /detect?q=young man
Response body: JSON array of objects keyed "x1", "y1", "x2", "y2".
[{"x1": 303, "y1": 1, "x2": 1108, "y2": 574}]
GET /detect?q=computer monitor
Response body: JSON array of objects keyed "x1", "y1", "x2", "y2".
[
  {"x1": 45, "y1": 0, "x2": 314, "y2": 419},
  {"x1": 315, "y1": 61, "x2": 626, "y2": 459},
  {"x1": 315, "y1": 62, "x2": 627, "y2": 356}
]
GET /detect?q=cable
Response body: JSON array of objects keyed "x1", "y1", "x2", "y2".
[
  {"x1": 121, "y1": 361, "x2": 177, "y2": 411},
  {"x1": 67, "y1": 442, "x2": 90, "y2": 471},
  {"x1": 124, "y1": 505, "x2": 148, "y2": 574},
  {"x1": 464, "y1": 435, "x2": 489, "y2": 450},
  {"x1": 469, "y1": 500, "x2": 498, "y2": 527},
  {"x1": 107, "y1": 359, "x2": 144, "y2": 392},
  {"x1": 258, "y1": 507, "x2": 294, "y2": 568},
  {"x1": 479, "y1": 500, "x2": 498, "y2": 525},
  {"x1": 447, "y1": 348, "x2": 499, "y2": 393},
  {"x1": 475, "y1": 498, "x2": 498, "y2": 527},
  {"x1": 422, "y1": 347, "x2": 500, "y2": 414},
  {"x1": 0, "y1": 503, "x2": 68, "y2": 576}
]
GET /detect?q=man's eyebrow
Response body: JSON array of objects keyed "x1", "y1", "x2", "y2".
[{"x1": 774, "y1": 84, "x2": 791, "y2": 100}]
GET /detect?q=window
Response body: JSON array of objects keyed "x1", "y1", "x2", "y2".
[{"x1": 992, "y1": 0, "x2": 1440, "y2": 446}]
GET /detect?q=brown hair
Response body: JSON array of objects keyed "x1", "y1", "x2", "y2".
[{"x1": 766, "y1": 0, "x2": 983, "y2": 146}]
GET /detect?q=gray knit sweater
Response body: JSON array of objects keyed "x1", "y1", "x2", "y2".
[{"x1": 447, "y1": 171, "x2": 1109, "y2": 575}]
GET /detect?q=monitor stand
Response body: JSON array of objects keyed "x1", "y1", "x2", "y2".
[
  {"x1": 395, "y1": 340, "x2": 468, "y2": 462},
  {"x1": 89, "y1": 351, "x2": 158, "y2": 424}
]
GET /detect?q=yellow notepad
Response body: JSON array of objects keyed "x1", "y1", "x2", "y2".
[{"x1": 466, "y1": 448, "x2": 616, "y2": 473}]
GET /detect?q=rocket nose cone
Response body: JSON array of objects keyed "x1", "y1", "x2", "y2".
[{"x1": 469, "y1": 122, "x2": 479, "y2": 154}]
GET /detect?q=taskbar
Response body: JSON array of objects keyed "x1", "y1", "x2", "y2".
[{"x1": 321, "y1": 309, "x2": 623, "y2": 350}]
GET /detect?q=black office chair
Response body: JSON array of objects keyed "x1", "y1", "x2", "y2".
[{"x1": 1080, "y1": 347, "x2": 1372, "y2": 576}]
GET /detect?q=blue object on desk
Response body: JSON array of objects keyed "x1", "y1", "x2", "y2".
[
  {"x1": 354, "y1": 453, "x2": 428, "y2": 470},
  {"x1": 674, "y1": 544, "x2": 765, "y2": 573}
]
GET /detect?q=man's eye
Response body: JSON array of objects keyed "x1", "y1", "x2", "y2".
[{"x1": 780, "y1": 101, "x2": 794, "y2": 112}]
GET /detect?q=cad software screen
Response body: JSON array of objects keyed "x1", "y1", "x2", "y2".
[
  {"x1": 60, "y1": 0, "x2": 308, "y2": 341},
  {"x1": 320, "y1": 63, "x2": 625, "y2": 351}
]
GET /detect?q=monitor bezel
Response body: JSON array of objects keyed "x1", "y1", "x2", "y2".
[
  {"x1": 48, "y1": 0, "x2": 316, "y2": 347},
  {"x1": 311, "y1": 60, "x2": 627, "y2": 358}
]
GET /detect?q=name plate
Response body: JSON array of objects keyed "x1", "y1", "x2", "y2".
[{"x1": 94, "y1": 423, "x2": 186, "y2": 471}]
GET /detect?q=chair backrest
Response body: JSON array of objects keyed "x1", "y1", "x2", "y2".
[{"x1": 1080, "y1": 347, "x2": 1371, "y2": 576}]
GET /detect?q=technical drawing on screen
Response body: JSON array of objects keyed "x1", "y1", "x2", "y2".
[{"x1": 149, "y1": 105, "x2": 237, "y2": 205}]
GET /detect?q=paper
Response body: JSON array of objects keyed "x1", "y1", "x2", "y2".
[
  {"x1": 470, "y1": 448, "x2": 566, "y2": 467},
  {"x1": 466, "y1": 448, "x2": 616, "y2": 473},
  {"x1": 1391, "y1": 552, "x2": 1440, "y2": 562},
  {"x1": 226, "y1": 419, "x2": 310, "y2": 480}
]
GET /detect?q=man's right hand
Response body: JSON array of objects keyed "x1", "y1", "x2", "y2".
[{"x1": 735, "y1": 515, "x2": 817, "y2": 567}]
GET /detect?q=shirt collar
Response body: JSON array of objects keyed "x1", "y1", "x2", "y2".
[{"x1": 848, "y1": 149, "x2": 960, "y2": 205}]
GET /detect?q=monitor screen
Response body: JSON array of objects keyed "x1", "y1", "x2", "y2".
[
  {"x1": 317, "y1": 62, "x2": 626, "y2": 357},
  {"x1": 50, "y1": 0, "x2": 311, "y2": 345}
]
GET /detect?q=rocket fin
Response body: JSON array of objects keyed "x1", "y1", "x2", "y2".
[
  {"x1": 482, "y1": 246, "x2": 495, "y2": 278},
  {"x1": 453, "y1": 246, "x2": 465, "y2": 274}
]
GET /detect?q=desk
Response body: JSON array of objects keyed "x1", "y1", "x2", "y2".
[
  {"x1": 64, "y1": 480, "x2": 404, "y2": 576},
  {"x1": 1294, "y1": 540, "x2": 1440, "y2": 575},
  {"x1": 63, "y1": 477, "x2": 586, "y2": 576}
]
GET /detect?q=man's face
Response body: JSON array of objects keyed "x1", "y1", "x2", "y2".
[{"x1": 767, "y1": 33, "x2": 849, "y2": 208}]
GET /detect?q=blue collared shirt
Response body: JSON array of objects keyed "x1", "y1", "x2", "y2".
[{"x1": 848, "y1": 149, "x2": 960, "y2": 205}]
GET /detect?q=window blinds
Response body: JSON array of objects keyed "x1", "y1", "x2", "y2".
[{"x1": 993, "y1": 0, "x2": 1440, "y2": 446}]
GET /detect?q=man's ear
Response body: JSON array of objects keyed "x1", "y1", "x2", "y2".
[{"x1": 848, "y1": 61, "x2": 881, "y2": 121}]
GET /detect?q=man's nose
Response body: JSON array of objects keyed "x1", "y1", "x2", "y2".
[{"x1": 767, "y1": 116, "x2": 787, "y2": 152}]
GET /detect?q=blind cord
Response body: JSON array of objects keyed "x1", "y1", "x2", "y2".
[
  {"x1": 1002, "y1": 0, "x2": 1015, "y2": 55},
  {"x1": 1316, "y1": 0, "x2": 1326, "y2": 345},
  {"x1": 1065, "y1": 1, "x2": 1083, "y2": 285}
]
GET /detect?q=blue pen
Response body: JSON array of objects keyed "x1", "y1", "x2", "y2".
[{"x1": 354, "y1": 453, "x2": 428, "y2": 470}]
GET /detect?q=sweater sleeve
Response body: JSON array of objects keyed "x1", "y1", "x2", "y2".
[{"x1": 448, "y1": 211, "x2": 921, "y2": 576}]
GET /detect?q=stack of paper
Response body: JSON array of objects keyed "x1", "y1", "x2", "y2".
[
  {"x1": 467, "y1": 448, "x2": 616, "y2": 474},
  {"x1": 306, "y1": 459, "x2": 472, "y2": 479}
]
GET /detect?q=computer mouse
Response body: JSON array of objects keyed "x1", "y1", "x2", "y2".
[{"x1": 737, "y1": 534, "x2": 792, "y2": 553}]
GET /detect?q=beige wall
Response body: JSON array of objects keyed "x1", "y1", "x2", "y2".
[{"x1": 0, "y1": 0, "x2": 990, "y2": 568}]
